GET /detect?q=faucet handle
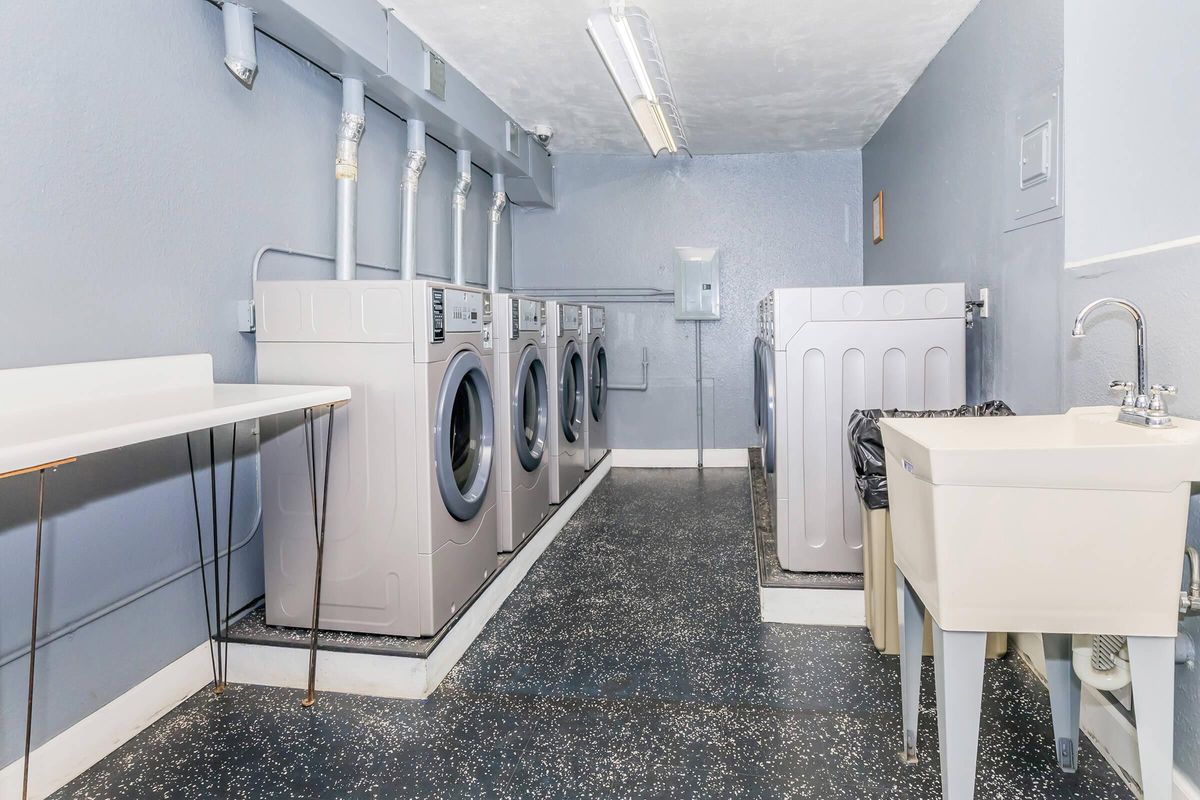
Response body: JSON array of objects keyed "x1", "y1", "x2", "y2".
[
  {"x1": 1149, "y1": 384, "x2": 1177, "y2": 415},
  {"x1": 1110, "y1": 380, "x2": 1136, "y2": 408}
]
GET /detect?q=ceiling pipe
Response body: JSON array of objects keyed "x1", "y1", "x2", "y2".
[
  {"x1": 486, "y1": 174, "x2": 508, "y2": 293},
  {"x1": 334, "y1": 78, "x2": 366, "y2": 281},
  {"x1": 221, "y1": 2, "x2": 258, "y2": 89},
  {"x1": 451, "y1": 150, "x2": 473, "y2": 286},
  {"x1": 400, "y1": 121, "x2": 426, "y2": 281}
]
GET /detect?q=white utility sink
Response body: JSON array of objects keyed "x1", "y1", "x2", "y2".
[
  {"x1": 879, "y1": 405, "x2": 1200, "y2": 799},
  {"x1": 881, "y1": 405, "x2": 1200, "y2": 637}
]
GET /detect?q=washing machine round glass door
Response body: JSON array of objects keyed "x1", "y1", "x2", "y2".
[
  {"x1": 588, "y1": 338, "x2": 607, "y2": 423},
  {"x1": 761, "y1": 346, "x2": 777, "y2": 473},
  {"x1": 560, "y1": 340, "x2": 585, "y2": 443},
  {"x1": 514, "y1": 344, "x2": 548, "y2": 472},
  {"x1": 753, "y1": 338, "x2": 764, "y2": 438},
  {"x1": 435, "y1": 349, "x2": 495, "y2": 521}
]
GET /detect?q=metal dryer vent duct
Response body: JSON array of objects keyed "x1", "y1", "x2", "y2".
[
  {"x1": 221, "y1": 2, "x2": 258, "y2": 89},
  {"x1": 451, "y1": 150, "x2": 472, "y2": 286},
  {"x1": 400, "y1": 121, "x2": 427, "y2": 281},
  {"x1": 487, "y1": 174, "x2": 507, "y2": 293},
  {"x1": 334, "y1": 78, "x2": 366, "y2": 281}
]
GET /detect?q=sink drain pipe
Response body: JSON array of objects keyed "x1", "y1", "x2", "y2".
[{"x1": 1074, "y1": 545, "x2": 1200, "y2": 689}]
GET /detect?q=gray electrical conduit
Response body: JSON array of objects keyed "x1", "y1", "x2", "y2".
[{"x1": 0, "y1": 452, "x2": 263, "y2": 670}]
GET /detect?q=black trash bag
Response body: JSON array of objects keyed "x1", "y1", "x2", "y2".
[{"x1": 847, "y1": 401, "x2": 1016, "y2": 510}]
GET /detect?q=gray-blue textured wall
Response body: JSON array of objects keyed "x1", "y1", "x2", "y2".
[
  {"x1": 862, "y1": 0, "x2": 1064, "y2": 415},
  {"x1": 0, "y1": 0, "x2": 510, "y2": 766},
  {"x1": 513, "y1": 152, "x2": 862, "y2": 450}
]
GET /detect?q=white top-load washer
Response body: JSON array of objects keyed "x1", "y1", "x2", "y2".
[
  {"x1": 492, "y1": 292, "x2": 551, "y2": 552},
  {"x1": 255, "y1": 279, "x2": 499, "y2": 637},
  {"x1": 582, "y1": 304, "x2": 609, "y2": 470},
  {"x1": 757, "y1": 283, "x2": 965, "y2": 574},
  {"x1": 546, "y1": 301, "x2": 586, "y2": 504}
]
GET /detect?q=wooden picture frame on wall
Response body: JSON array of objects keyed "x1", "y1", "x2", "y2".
[{"x1": 872, "y1": 191, "x2": 885, "y2": 244}]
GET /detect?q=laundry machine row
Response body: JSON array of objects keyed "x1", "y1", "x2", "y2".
[{"x1": 755, "y1": 283, "x2": 966, "y2": 575}]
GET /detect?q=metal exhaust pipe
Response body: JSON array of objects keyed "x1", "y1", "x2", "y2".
[
  {"x1": 451, "y1": 150, "x2": 472, "y2": 285},
  {"x1": 221, "y1": 2, "x2": 258, "y2": 89},
  {"x1": 487, "y1": 174, "x2": 507, "y2": 292},
  {"x1": 400, "y1": 121, "x2": 426, "y2": 281},
  {"x1": 334, "y1": 78, "x2": 366, "y2": 281}
]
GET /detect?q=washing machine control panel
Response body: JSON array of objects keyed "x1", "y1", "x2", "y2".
[
  {"x1": 558, "y1": 303, "x2": 582, "y2": 337},
  {"x1": 430, "y1": 287, "x2": 483, "y2": 342},
  {"x1": 511, "y1": 297, "x2": 542, "y2": 339},
  {"x1": 587, "y1": 305, "x2": 605, "y2": 333}
]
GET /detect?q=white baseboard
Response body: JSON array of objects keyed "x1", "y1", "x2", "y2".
[
  {"x1": 611, "y1": 448, "x2": 748, "y2": 468},
  {"x1": 1013, "y1": 632, "x2": 1200, "y2": 800},
  {"x1": 229, "y1": 457, "x2": 612, "y2": 700},
  {"x1": 760, "y1": 585, "x2": 866, "y2": 627},
  {"x1": 0, "y1": 642, "x2": 213, "y2": 800}
]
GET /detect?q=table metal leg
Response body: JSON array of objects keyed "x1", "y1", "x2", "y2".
[
  {"x1": 186, "y1": 424, "x2": 239, "y2": 695},
  {"x1": 932, "y1": 623, "x2": 987, "y2": 800},
  {"x1": 301, "y1": 404, "x2": 336, "y2": 708},
  {"x1": 896, "y1": 568, "x2": 925, "y2": 764},
  {"x1": 1043, "y1": 632, "x2": 1081, "y2": 773},
  {"x1": 1127, "y1": 635, "x2": 1175, "y2": 800},
  {"x1": 20, "y1": 469, "x2": 48, "y2": 800}
]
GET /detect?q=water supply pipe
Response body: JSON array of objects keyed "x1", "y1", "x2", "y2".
[
  {"x1": 451, "y1": 149, "x2": 472, "y2": 285},
  {"x1": 695, "y1": 321, "x2": 704, "y2": 469},
  {"x1": 221, "y1": 2, "x2": 258, "y2": 89},
  {"x1": 487, "y1": 174, "x2": 508, "y2": 292},
  {"x1": 400, "y1": 121, "x2": 426, "y2": 280},
  {"x1": 334, "y1": 78, "x2": 366, "y2": 281}
]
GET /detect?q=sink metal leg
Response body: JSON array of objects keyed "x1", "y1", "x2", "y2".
[
  {"x1": 1043, "y1": 633, "x2": 1081, "y2": 772},
  {"x1": 301, "y1": 404, "x2": 336, "y2": 708},
  {"x1": 932, "y1": 623, "x2": 987, "y2": 800},
  {"x1": 896, "y1": 568, "x2": 925, "y2": 764},
  {"x1": 1127, "y1": 635, "x2": 1175, "y2": 800}
]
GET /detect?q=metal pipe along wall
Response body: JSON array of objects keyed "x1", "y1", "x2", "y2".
[
  {"x1": 487, "y1": 173, "x2": 507, "y2": 292},
  {"x1": 400, "y1": 120, "x2": 426, "y2": 280},
  {"x1": 334, "y1": 78, "x2": 365, "y2": 281},
  {"x1": 221, "y1": 2, "x2": 257, "y2": 89},
  {"x1": 451, "y1": 149, "x2": 472, "y2": 285}
]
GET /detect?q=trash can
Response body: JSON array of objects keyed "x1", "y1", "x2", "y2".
[{"x1": 848, "y1": 402, "x2": 1014, "y2": 658}]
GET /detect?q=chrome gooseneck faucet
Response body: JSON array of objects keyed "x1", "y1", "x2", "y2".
[{"x1": 1071, "y1": 297, "x2": 1175, "y2": 427}]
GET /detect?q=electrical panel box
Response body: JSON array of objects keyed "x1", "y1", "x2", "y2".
[
  {"x1": 1005, "y1": 81, "x2": 1062, "y2": 231},
  {"x1": 674, "y1": 246, "x2": 720, "y2": 320}
]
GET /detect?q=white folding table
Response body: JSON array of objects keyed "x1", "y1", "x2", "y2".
[{"x1": 0, "y1": 354, "x2": 350, "y2": 800}]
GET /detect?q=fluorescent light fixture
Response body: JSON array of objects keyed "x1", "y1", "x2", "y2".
[{"x1": 587, "y1": 3, "x2": 689, "y2": 156}]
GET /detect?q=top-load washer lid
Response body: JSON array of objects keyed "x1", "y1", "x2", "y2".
[
  {"x1": 761, "y1": 346, "x2": 777, "y2": 473},
  {"x1": 589, "y1": 338, "x2": 607, "y2": 423},
  {"x1": 560, "y1": 340, "x2": 585, "y2": 443},
  {"x1": 435, "y1": 349, "x2": 495, "y2": 522},
  {"x1": 514, "y1": 343, "x2": 549, "y2": 472}
]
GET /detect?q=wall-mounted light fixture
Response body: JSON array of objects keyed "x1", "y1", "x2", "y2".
[{"x1": 586, "y1": 2, "x2": 688, "y2": 156}]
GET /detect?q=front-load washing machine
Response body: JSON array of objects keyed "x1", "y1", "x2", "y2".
[
  {"x1": 492, "y1": 292, "x2": 551, "y2": 552},
  {"x1": 582, "y1": 304, "x2": 609, "y2": 470},
  {"x1": 546, "y1": 300, "x2": 586, "y2": 503},
  {"x1": 255, "y1": 278, "x2": 499, "y2": 637},
  {"x1": 758, "y1": 283, "x2": 965, "y2": 574}
]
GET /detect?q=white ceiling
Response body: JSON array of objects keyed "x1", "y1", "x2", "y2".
[{"x1": 390, "y1": 0, "x2": 981, "y2": 155}]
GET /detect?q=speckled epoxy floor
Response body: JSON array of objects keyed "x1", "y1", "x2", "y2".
[{"x1": 54, "y1": 468, "x2": 1134, "y2": 799}]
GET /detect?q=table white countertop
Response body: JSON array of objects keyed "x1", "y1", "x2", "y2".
[{"x1": 0, "y1": 354, "x2": 349, "y2": 476}]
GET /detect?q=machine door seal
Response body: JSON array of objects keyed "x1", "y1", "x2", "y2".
[
  {"x1": 753, "y1": 338, "x2": 764, "y2": 439},
  {"x1": 588, "y1": 337, "x2": 608, "y2": 423},
  {"x1": 513, "y1": 344, "x2": 549, "y2": 472},
  {"x1": 560, "y1": 340, "x2": 585, "y2": 443},
  {"x1": 435, "y1": 349, "x2": 495, "y2": 521},
  {"x1": 762, "y1": 347, "x2": 777, "y2": 473}
]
